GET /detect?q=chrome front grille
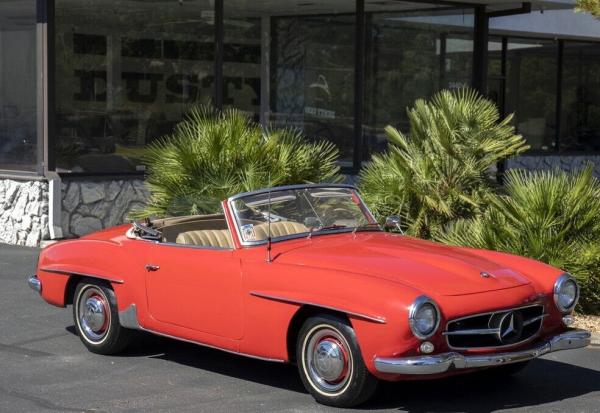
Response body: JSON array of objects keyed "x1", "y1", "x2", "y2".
[{"x1": 444, "y1": 304, "x2": 546, "y2": 350}]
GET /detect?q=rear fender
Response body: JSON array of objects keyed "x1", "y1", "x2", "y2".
[{"x1": 37, "y1": 238, "x2": 146, "y2": 310}]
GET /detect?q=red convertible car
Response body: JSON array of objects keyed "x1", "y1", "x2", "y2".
[{"x1": 29, "y1": 184, "x2": 590, "y2": 407}]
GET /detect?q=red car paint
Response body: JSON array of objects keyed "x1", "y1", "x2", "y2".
[{"x1": 35, "y1": 199, "x2": 568, "y2": 381}]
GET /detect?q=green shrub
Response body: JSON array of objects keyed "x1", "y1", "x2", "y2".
[
  {"x1": 135, "y1": 106, "x2": 342, "y2": 218},
  {"x1": 358, "y1": 88, "x2": 529, "y2": 238},
  {"x1": 576, "y1": 0, "x2": 600, "y2": 19},
  {"x1": 437, "y1": 166, "x2": 600, "y2": 314}
]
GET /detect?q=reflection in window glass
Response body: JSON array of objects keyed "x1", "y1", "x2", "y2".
[
  {"x1": 561, "y1": 42, "x2": 600, "y2": 152},
  {"x1": 505, "y1": 38, "x2": 557, "y2": 152},
  {"x1": 363, "y1": 6, "x2": 474, "y2": 155},
  {"x1": 487, "y1": 36, "x2": 505, "y2": 113},
  {"x1": 55, "y1": 0, "x2": 214, "y2": 173},
  {"x1": 272, "y1": 10, "x2": 356, "y2": 165},
  {"x1": 223, "y1": 1, "x2": 261, "y2": 121},
  {"x1": 0, "y1": 0, "x2": 37, "y2": 172},
  {"x1": 225, "y1": 1, "x2": 357, "y2": 161}
]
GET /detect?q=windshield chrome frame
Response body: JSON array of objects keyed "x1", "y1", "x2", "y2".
[{"x1": 227, "y1": 184, "x2": 380, "y2": 247}]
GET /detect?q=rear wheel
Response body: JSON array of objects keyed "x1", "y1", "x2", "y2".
[
  {"x1": 296, "y1": 314, "x2": 378, "y2": 407},
  {"x1": 73, "y1": 279, "x2": 135, "y2": 354}
]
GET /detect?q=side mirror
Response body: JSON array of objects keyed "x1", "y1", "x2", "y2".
[{"x1": 384, "y1": 215, "x2": 403, "y2": 233}]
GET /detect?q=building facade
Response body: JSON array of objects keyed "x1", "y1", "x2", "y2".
[{"x1": 1, "y1": 0, "x2": 599, "y2": 246}]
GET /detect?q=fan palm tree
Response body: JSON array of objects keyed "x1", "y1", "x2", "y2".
[
  {"x1": 134, "y1": 106, "x2": 342, "y2": 218},
  {"x1": 359, "y1": 88, "x2": 529, "y2": 238},
  {"x1": 438, "y1": 166, "x2": 600, "y2": 314}
]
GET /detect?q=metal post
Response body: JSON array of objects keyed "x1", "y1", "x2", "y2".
[
  {"x1": 260, "y1": 16, "x2": 270, "y2": 126},
  {"x1": 37, "y1": 0, "x2": 55, "y2": 175},
  {"x1": 472, "y1": 5, "x2": 488, "y2": 94},
  {"x1": 555, "y1": 40, "x2": 563, "y2": 152},
  {"x1": 214, "y1": 0, "x2": 224, "y2": 109},
  {"x1": 353, "y1": 0, "x2": 365, "y2": 171}
]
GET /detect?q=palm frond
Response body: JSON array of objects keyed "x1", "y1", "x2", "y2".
[{"x1": 132, "y1": 105, "x2": 342, "y2": 219}]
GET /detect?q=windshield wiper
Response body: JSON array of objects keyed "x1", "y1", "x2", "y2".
[
  {"x1": 315, "y1": 224, "x2": 348, "y2": 232},
  {"x1": 352, "y1": 222, "x2": 382, "y2": 235},
  {"x1": 307, "y1": 224, "x2": 347, "y2": 240}
]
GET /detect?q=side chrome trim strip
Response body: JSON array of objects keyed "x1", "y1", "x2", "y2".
[
  {"x1": 374, "y1": 329, "x2": 591, "y2": 375},
  {"x1": 250, "y1": 291, "x2": 387, "y2": 324},
  {"x1": 39, "y1": 268, "x2": 125, "y2": 284},
  {"x1": 138, "y1": 326, "x2": 286, "y2": 363}
]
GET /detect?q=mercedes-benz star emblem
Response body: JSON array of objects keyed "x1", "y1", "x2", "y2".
[{"x1": 497, "y1": 311, "x2": 524, "y2": 344}]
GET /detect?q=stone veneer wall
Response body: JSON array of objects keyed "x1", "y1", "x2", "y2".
[
  {"x1": 0, "y1": 179, "x2": 49, "y2": 247},
  {"x1": 62, "y1": 179, "x2": 150, "y2": 238},
  {"x1": 506, "y1": 155, "x2": 600, "y2": 177}
]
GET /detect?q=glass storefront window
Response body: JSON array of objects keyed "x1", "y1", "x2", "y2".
[
  {"x1": 271, "y1": 8, "x2": 356, "y2": 165},
  {"x1": 363, "y1": 5, "x2": 474, "y2": 155},
  {"x1": 55, "y1": 0, "x2": 214, "y2": 173},
  {"x1": 505, "y1": 38, "x2": 558, "y2": 152},
  {"x1": 487, "y1": 36, "x2": 505, "y2": 116},
  {"x1": 223, "y1": 1, "x2": 261, "y2": 122},
  {"x1": 224, "y1": 1, "x2": 357, "y2": 165},
  {"x1": 561, "y1": 42, "x2": 600, "y2": 152},
  {"x1": 222, "y1": 1, "x2": 357, "y2": 164},
  {"x1": 0, "y1": 0, "x2": 37, "y2": 172}
]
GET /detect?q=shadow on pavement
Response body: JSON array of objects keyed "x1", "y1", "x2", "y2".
[
  {"x1": 366, "y1": 356, "x2": 600, "y2": 411},
  {"x1": 65, "y1": 327, "x2": 306, "y2": 393},
  {"x1": 65, "y1": 326, "x2": 600, "y2": 411}
]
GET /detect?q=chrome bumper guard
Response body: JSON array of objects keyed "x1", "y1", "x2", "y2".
[
  {"x1": 28, "y1": 274, "x2": 42, "y2": 293},
  {"x1": 374, "y1": 329, "x2": 591, "y2": 375}
]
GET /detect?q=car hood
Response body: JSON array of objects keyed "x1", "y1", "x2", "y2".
[{"x1": 275, "y1": 232, "x2": 531, "y2": 296}]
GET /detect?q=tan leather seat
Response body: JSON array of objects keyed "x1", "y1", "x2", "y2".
[
  {"x1": 176, "y1": 229, "x2": 233, "y2": 248},
  {"x1": 252, "y1": 221, "x2": 308, "y2": 241}
]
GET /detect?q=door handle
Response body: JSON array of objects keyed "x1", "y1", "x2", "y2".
[{"x1": 145, "y1": 264, "x2": 160, "y2": 272}]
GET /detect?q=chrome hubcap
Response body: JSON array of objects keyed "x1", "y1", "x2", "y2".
[
  {"x1": 78, "y1": 287, "x2": 110, "y2": 342},
  {"x1": 304, "y1": 326, "x2": 352, "y2": 394},
  {"x1": 84, "y1": 297, "x2": 106, "y2": 331},
  {"x1": 314, "y1": 339, "x2": 346, "y2": 382}
]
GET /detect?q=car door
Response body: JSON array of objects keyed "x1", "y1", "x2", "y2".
[{"x1": 145, "y1": 243, "x2": 243, "y2": 340}]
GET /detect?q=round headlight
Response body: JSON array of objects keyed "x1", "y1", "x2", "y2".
[
  {"x1": 409, "y1": 296, "x2": 440, "y2": 339},
  {"x1": 553, "y1": 274, "x2": 579, "y2": 313}
]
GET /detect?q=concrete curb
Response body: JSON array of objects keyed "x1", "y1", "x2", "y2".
[{"x1": 591, "y1": 333, "x2": 600, "y2": 346}]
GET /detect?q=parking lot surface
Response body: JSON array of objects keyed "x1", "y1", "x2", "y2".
[{"x1": 1, "y1": 244, "x2": 599, "y2": 412}]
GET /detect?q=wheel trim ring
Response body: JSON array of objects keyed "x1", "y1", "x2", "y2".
[
  {"x1": 76, "y1": 286, "x2": 111, "y2": 344},
  {"x1": 302, "y1": 325, "x2": 354, "y2": 396}
]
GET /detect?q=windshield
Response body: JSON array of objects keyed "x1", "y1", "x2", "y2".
[{"x1": 229, "y1": 186, "x2": 379, "y2": 244}]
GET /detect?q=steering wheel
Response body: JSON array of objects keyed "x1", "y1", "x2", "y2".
[{"x1": 322, "y1": 208, "x2": 356, "y2": 226}]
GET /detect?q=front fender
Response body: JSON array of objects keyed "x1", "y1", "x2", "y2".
[{"x1": 240, "y1": 260, "x2": 425, "y2": 368}]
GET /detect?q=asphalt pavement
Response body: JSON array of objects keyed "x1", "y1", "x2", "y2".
[{"x1": 1, "y1": 243, "x2": 599, "y2": 412}]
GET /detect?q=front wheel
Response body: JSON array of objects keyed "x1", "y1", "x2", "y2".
[
  {"x1": 296, "y1": 314, "x2": 378, "y2": 407},
  {"x1": 73, "y1": 278, "x2": 135, "y2": 354}
]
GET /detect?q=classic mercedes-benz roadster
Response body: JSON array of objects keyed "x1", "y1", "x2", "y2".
[{"x1": 29, "y1": 184, "x2": 591, "y2": 407}]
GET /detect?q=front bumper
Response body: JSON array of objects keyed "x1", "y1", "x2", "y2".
[
  {"x1": 28, "y1": 274, "x2": 41, "y2": 293},
  {"x1": 374, "y1": 329, "x2": 591, "y2": 375}
]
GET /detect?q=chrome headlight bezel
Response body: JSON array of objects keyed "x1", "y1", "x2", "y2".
[
  {"x1": 553, "y1": 273, "x2": 579, "y2": 313},
  {"x1": 408, "y1": 295, "x2": 441, "y2": 340}
]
